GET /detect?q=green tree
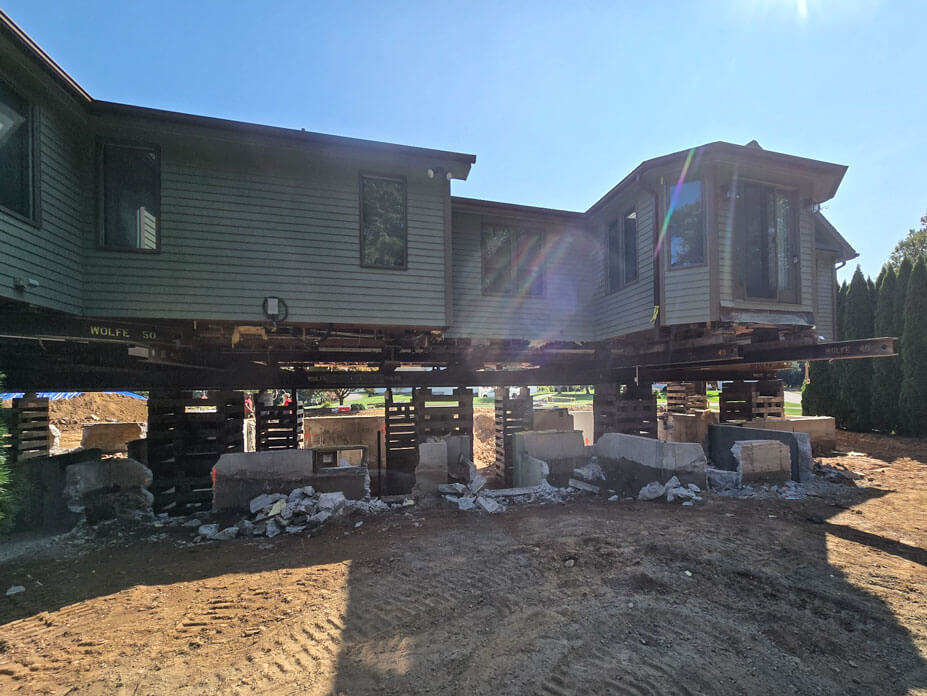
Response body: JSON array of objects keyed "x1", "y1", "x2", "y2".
[
  {"x1": 899, "y1": 260, "x2": 927, "y2": 436},
  {"x1": 889, "y1": 213, "x2": 927, "y2": 268},
  {"x1": 831, "y1": 281, "x2": 851, "y2": 427},
  {"x1": 871, "y1": 266, "x2": 900, "y2": 432},
  {"x1": 893, "y1": 258, "x2": 912, "y2": 340},
  {"x1": 840, "y1": 267, "x2": 874, "y2": 431},
  {"x1": 803, "y1": 360, "x2": 838, "y2": 417}
]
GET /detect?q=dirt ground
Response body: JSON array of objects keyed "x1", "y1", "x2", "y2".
[
  {"x1": 48, "y1": 393, "x2": 148, "y2": 451},
  {"x1": 0, "y1": 431, "x2": 925, "y2": 695}
]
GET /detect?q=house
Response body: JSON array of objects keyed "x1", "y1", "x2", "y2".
[{"x1": 0, "y1": 10, "x2": 875, "y2": 395}]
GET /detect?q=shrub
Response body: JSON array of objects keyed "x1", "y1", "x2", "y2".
[
  {"x1": 871, "y1": 266, "x2": 900, "y2": 433},
  {"x1": 840, "y1": 267, "x2": 874, "y2": 431},
  {"x1": 899, "y1": 260, "x2": 927, "y2": 436}
]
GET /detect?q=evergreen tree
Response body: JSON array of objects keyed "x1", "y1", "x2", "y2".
[
  {"x1": 892, "y1": 258, "x2": 913, "y2": 429},
  {"x1": 831, "y1": 281, "x2": 851, "y2": 427},
  {"x1": 803, "y1": 360, "x2": 838, "y2": 417},
  {"x1": 840, "y1": 267, "x2": 874, "y2": 431},
  {"x1": 899, "y1": 260, "x2": 927, "y2": 436},
  {"x1": 871, "y1": 266, "x2": 899, "y2": 432}
]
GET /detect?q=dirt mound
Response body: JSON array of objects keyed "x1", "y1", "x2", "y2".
[
  {"x1": 50, "y1": 393, "x2": 148, "y2": 428},
  {"x1": 474, "y1": 410, "x2": 495, "y2": 467}
]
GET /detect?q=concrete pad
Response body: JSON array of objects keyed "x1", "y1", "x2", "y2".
[
  {"x1": 80, "y1": 422, "x2": 144, "y2": 454},
  {"x1": 511, "y1": 430, "x2": 586, "y2": 487},
  {"x1": 213, "y1": 449, "x2": 368, "y2": 511},
  {"x1": 594, "y1": 433, "x2": 707, "y2": 495},
  {"x1": 732, "y1": 440, "x2": 791, "y2": 484}
]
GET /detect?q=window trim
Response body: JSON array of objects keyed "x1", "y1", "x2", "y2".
[
  {"x1": 97, "y1": 139, "x2": 162, "y2": 253},
  {"x1": 665, "y1": 179, "x2": 707, "y2": 271},
  {"x1": 605, "y1": 207, "x2": 640, "y2": 294},
  {"x1": 0, "y1": 80, "x2": 41, "y2": 227},
  {"x1": 359, "y1": 172, "x2": 408, "y2": 270},
  {"x1": 480, "y1": 222, "x2": 546, "y2": 298}
]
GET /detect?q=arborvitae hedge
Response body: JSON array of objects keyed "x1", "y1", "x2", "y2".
[
  {"x1": 871, "y1": 266, "x2": 900, "y2": 432},
  {"x1": 840, "y1": 267, "x2": 874, "y2": 431},
  {"x1": 831, "y1": 281, "x2": 851, "y2": 427},
  {"x1": 899, "y1": 260, "x2": 927, "y2": 436}
]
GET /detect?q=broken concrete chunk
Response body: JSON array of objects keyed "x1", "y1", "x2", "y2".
[
  {"x1": 438, "y1": 482, "x2": 468, "y2": 496},
  {"x1": 516, "y1": 455, "x2": 550, "y2": 488},
  {"x1": 309, "y1": 510, "x2": 332, "y2": 526},
  {"x1": 317, "y1": 491, "x2": 346, "y2": 513},
  {"x1": 573, "y1": 461, "x2": 605, "y2": 482},
  {"x1": 476, "y1": 496, "x2": 504, "y2": 513},
  {"x1": 457, "y1": 495, "x2": 476, "y2": 511},
  {"x1": 265, "y1": 519, "x2": 282, "y2": 538},
  {"x1": 687, "y1": 483, "x2": 701, "y2": 492},
  {"x1": 285, "y1": 525, "x2": 306, "y2": 534},
  {"x1": 6, "y1": 585, "x2": 26, "y2": 596},
  {"x1": 637, "y1": 481, "x2": 665, "y2": 501},
  {"x1": 209, "y1": 526, "x2": 239, "y2": 541},
  {"x1": 707, "y1": 466, "x2": 742, "y2": 491},
  {"x1": 732, "y1": 440, "x2": 791, "y2": 484},
  {"x1": 468, "y1": 473, "x2": 487, "y2": 495},
  {"x1": 569, "y1": 478, "x2": 600, "y2": 494},
  {"x1": 664, "y1": 475, "x2": 681, "y2": 490},
  {"x1": 666, "y1": 486, "x2": 696, "y2": 503},
  {"x1": 267, "y1": 499, "x2": 287, "y2": 517},
  {"x1": 607, "y1": 494, "x2": 619, "y2": 502},
  {"x1": 197, "y1": 523, "x2": 219, "y2": 537}
]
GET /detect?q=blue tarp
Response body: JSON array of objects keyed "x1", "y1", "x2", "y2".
[{"x1": 0, "y1": 391, "x2": 147, "y2": 401}]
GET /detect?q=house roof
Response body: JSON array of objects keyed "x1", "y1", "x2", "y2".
[
  {"x1": 0, "y1": 10, "x2": 476, "y2": 172},
  {"x1": 814, "y1": 212, "x2": 858, "y2": 262},
  {"x1": 586, "y1": 140, "x2": 848, "y2": 215},
  {"x1": 451, "y1": 196, "x2": 584, "y2": 224}
]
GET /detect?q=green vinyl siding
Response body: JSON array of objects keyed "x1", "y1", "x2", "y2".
[
  {"x1": 590, "y1": 191, "x2": 655, "y2": 339},
  {"x1": 0, "y1": 102, "x2": 88, "y2": 314},
  {"x1": 447, "y1": 211, "x2": 596, "y2": 341},
  {"x1": 82, "y1": 138, "x2": 448, "y2": 326}
]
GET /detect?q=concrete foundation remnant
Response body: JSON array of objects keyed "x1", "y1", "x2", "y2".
[
  {"x1": 511, "y1": 430, "x2": 586, "y2": 487},
  {"x1": 413, "y1": 441, "x2": 449, "y2": 497},
  {"x1": 594, "y1": 432, "x2": 708, "y2": 496},
  {"x1": 657, "y1": 410, "x2": 719, "y2": 451},
  {"x1": 515, "y1": 455, "x2": 550, "y2": 488},
  {"x1": 708, "y1": 424, "x2": 812, "y2": 482},
  {"x1": 212, "y1": 449, "x2": 369, "y2": 512}
]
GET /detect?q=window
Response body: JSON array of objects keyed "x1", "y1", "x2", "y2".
[
  {"x1": 481, "y1": 225, "x2": 544, "y2": 297},
  {"x1": 360, "y1": 175, "x2": 406, "y2": 268},
  {"x1": 102, "y1": 142, "x2": 160, "y2": 250},
  {"x1": 736, "y1": 181, "x2": 798, "y2": 302},
  {"x1": 623, "y1": 209, "x2": 638, "y2": 283},
  {"x1": 667, "y1": 180, "x2": 704, "y2": 267},
  {"x1": 606, "y1": 209, "x2": 638, "y2": 292},
  {"x1": 0, "y1": 81, "x2": 34, "y2": 220}
]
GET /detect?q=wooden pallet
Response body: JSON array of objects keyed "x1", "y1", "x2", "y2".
[
  {"x1": 147, "y1": 391, "x2": 244, "y2": 513},
  {"x1": 493, "y1": 387, "x2": 533, "y2": 487},
  {"x1": 8, "y1": 396, "x2": 49, "y2": 464},
  {"x1": 594, "y1": 383, "x2": 657, "y2": 440},
  {"x1": 255, "y1": 403, "x2": 304, "y2": 450},
  {"x1": 719, "y1": 380, "x2": 784, "y2": 421}
]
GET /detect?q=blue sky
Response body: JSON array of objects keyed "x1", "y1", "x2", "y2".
[{"x1": 6, "y1": 0, "x2": 924, "y2": 282}]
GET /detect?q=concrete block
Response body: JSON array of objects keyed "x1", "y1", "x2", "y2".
[
  {"x1": 708, "y1": 424, "x2": 813, "y2": 482},
  {"x1": 304, "y1": 414, "x2": 385, "y2": 472},
  {"x1": 569, "y1": 410, "x2": 594, "y2": 446},
  {"x1": 213, "y1": 450, "x2": 368, "y2": 512},
  {"x1": 533, "y1": 407, "x2": 574, "y2": 432},
  {"x1": 732, "y1": 440, "x2": 791, "y2": 484},
  {"x1": 594, "y1": 433, "x2": 707, "y2": 495},
  {"x1": 413, "y1": 441, "x2": 448, "y2": 497},
  {"x1": 739, "y1": 415, "x2": 836, "y2": 456},
  {"x1": 80, "y1": 422, "x2": 144, "y2": 454},
  {"x1": 514, "y1": 455, "x2": 549, "y2": 488},
  {"x1": 64, "y1": 458, "x2": 152, "y2": 501},
  {"x1": 657, "y1": 410, "x2": 718, "y2": 450},
  {"x1": 511, "y1": 430, "x2": 587, "y2": 487},
  {"x1": 476, "y1": 496, "x2": 504, "y2": 513}
]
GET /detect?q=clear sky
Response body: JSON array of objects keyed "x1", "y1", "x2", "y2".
[{"x1": 6, "y1": 0, "x2": 924, "y2": 282}]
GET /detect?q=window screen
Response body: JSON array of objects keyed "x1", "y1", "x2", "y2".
[
  {"x1": 361, "y1": 175, "x2": 406, "y2": 268},
  {"x1": 102, "y1": 143, "x2": 159, "y2": 250}
]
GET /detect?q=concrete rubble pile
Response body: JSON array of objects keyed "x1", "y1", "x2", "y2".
[
  {"x1": 636, "y1": 475, "x2": 704, "y2": 506},
  {"x1": 199, "y1": 486, "x2": 396, "y2": 541}
]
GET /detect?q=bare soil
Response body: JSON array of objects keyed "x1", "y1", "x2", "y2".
[
  {"x1": 50, "y1": 393, "x2": 148, "y2": 451},
  {"x1": 0, "y1": 431, "x2": 925, "y2": 695}
]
